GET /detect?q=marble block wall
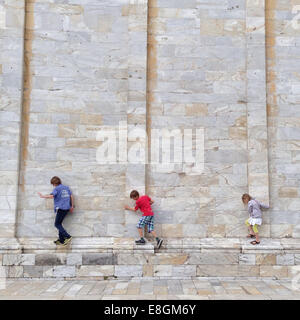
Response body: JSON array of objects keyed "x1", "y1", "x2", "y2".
[
  {"x1": 16, "y1": 0, "x2": 148, "y2": 238},
  {"x1": 0, "y1": 0, "x2": 25, "y2": 237},
  {"x1": 266, "y1": 0, "x2": 300, "y2": 238},
  {"x1": 0, "y1": 0, "x2": 299, "y2": 240},
  {"x1": 147, "y1": 0, "x2": 269, "y2": 238}
]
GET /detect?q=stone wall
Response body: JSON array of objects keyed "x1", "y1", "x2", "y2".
[
  {"x1": 0, "y1": 0, "x2": 25, "y2": 237},
  {"x1": 0, "y1": 0, "x2": 299, "y2": 240},
  {"x1": 266, "y1": 0, "x2": 300, "y2": 238},
  {"x1": 1, "y1": 238, "x2": 299, "y2": 279},
  {"x1": 147, "y1": 0, "x2": 270, "y2": 239}
]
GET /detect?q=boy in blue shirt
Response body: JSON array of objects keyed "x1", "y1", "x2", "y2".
[{"x1": 38, "y1": 176, "x2": 73, "y2": 245}]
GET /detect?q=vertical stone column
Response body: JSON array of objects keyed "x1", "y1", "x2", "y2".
[
  {"x1": 0, "y1": 0, "x2": 24, "y2": 245},
  {"x1": 124, "y1": 0, "x2": 148, "y2": 235},
  {"x1": 246, "y1": 0, "x2": 269, "y2": 205}
]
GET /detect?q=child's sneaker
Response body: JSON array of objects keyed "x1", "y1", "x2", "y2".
[
  {"x1": 135, "y1": 238, "x2": 146, "y2": 245},
  {"x1": 157, "y1": 238, "x2": 163, "y2": 249},
  {"x1": 63, "y1": 236, "x2": 72, "y2": 246},
  {"x1": 54, "y1": 239, "x2": 62, "y2": 245}
]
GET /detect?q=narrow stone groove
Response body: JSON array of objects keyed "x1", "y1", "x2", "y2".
[
  {"x1": 19, "y1": 0, "x2": 35, "y2": 187},
  {"x1": 145, "y1": 0, "x2": 158, "y2": 194}
]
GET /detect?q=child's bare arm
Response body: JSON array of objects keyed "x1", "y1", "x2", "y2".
[
  {"x1": 38, "y1": 192, "x2": 54, "y2": 199},
  {"x1": 150, "y1": 200, "x2": 154, "y2": 205},
  {"x1": 260, "y1": 202, "x2": 269, "y2": 209},
  {"x1": 124, "y1": 205, "x2": 137, "y2": 212},
  {"x1": 70, "y1": 195, "x2": 74, "y2": 212}
]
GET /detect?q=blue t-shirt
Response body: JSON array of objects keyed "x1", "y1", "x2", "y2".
[{"x1": 51, "y1": 184, "x2": 72, "y2": 212}]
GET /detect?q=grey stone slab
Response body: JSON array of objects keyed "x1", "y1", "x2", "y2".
[
  {"x1": 82, "y1": 253, "x2": 117, "y2": 265},
  {"x1": 35, "y1": 254, "x2": 67, "y2": 266}
]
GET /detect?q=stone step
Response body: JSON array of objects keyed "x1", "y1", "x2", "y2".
[{"x1": 0, "y1": 238, "x2": 299, "y2": 280}]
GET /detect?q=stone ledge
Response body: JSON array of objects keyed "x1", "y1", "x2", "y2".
[
  {"x1": 0, "y1": 237, "x2": 299, "y2": 279},
  {"x1": 1, "y1": 237, "x2": 299, "y2": 253},
  {"x1": 159, "y1": 238, "x2": 300, "y2": 253},
  {"x1": 14, "y1": 237, "x2": 154, "y2": 254}
]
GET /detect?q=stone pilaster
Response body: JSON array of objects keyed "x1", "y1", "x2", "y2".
[
  {"x1": 124, "y1": 1, "x2": 148, "y2": 234},
  {"x1": 0, "y1": 0, "x2": 24, "y2": 244},
  {"x1": 246, "y1": 0, "x2": 270, "y2": 205}
]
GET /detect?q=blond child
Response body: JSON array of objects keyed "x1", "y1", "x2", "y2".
[{"x1": 242, "y1": 193, "x2": 269, "y2": 245}]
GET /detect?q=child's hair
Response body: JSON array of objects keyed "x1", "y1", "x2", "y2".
[
  {"x1": 50, "y1": 176, "x2": 62, "y2": 186},
  {"x1": 242, "y1": 193, "x2": 252, "y2": 202},
  {"x1": 130, "y1": 190, "x2": 139, "y2": 199}
]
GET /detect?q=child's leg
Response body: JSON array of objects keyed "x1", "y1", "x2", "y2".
[
  {"x1": 245, "y1": 219, "x2": 255, "y2": 235},
  {"x1": 54, "y1": 210, "x2": 71, "y2": 243},
  {"x1": 150, "y1": 230, "x2": 157, "y2": 238},
  {"x1": 252, "y1": 224, "x2": 260, "y2": 242},
  {"x1": 137, "y1": 228, "x2": 144, "y2": 238}
]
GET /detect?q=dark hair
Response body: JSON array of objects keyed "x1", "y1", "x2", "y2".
[
  {"x1": 242, "y1": 193, "x2": 251, "y2": 202},
  {"x1": 50, "y1": 176, "x2": 62, "y2": 186},
  {"x1": 130, "y1": 190, "x2": 139, "y2": 199}
]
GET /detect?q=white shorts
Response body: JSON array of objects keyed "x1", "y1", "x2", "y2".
[{"x1": 248, "y1": 217, "x2": 262, "y2": 226}]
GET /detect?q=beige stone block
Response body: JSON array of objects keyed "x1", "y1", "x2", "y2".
[
  {"x1": 224, "y1": 20, "x2": 245, "y2": 36},
  {"x1": 80, "y1": 114, "x2": 102, "y2": 125},
  {"x1": 259, "y1": 224, "x2": 270, "y2": 237},
  {"x1": 271, "y1": 225, "x2": 293, "y2": 238},
  {"x1": 197, "y1": 265, "x2": 238, "y2": 277},
  {"x1": 49, "y1": 4, "x2": 84, "y2": 15},
  {"x1": 260, "y1": 266, "x2": 288, "y2": 278},
  {"x1": 278, "y1": 187, "x2": 298, "y2": 198},
  {"x1": 207, "y1": 225, "x2": 226, "y2": 238},
  {"x1": 65, "y1": 138, "x2": 101, "y2": 148},
  {"x1": 256, "y1": 254, "x2": 276, "y2": 265},
  {"x1": 143, "y1": 265, "x2": 153, "y2": 277},
  {"x1": 127, "y1": 114, "x2": 146, "y2": 125},
  {"x1": 237, "y1": 265, "x2": 260, "y2": 277},
  {"x1": 200, "y1": 19, "x2": 224, "y2": 36},
  {"x1": 117, "y1": 254, "x2": 149, "y2": 265},
  {"x1": 76, "y1": 266, "x2": 114, "y2": 277},
  {"x1": 152, "y1": 254, "x2": 188, "y2": 265},
  {"x1": 229, "y1": 127, "x2": 247, "y2": 139},
  {"x1": 185, "y1": 104, "x2": 208, "y2": 116},
  {"x1": 161, "y1": 224, "x2": 183, "y2": 238},
  {"x1": 58, "y1": 124, "x2": 76, "y2": 138}
]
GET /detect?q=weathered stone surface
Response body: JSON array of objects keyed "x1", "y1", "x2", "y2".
[
  {"x1": 153, "y1": 265, "x2": 172, "y2": 277},
  {"x1": 35, "y1": 254, "x2": 66, "y2": 266},
  {"x1": 172, "y1": 265, "x2": 196, "y2": 277},
  {"x1": 23, "y1": 266, "x2": 44, "y2": 278},
  {"x1": 77, "y1": 266, "x2": 114, "y2": 277},
  {"x1": 8, "y1": 266, "x2": 23, "y2": 278},
  {"x1": 82, "y1": 253, "x2": 116, "y2": 265},
  {"x1": 188, "y1": 253, "x2": 239, "y2": 265},
  {"x1": 52, "y1": 266, "x2": 76, "y2": 278},
  {"x1": 0, "y1": 1, "x2": 298, "y2": 282},
  {"x1": 260, "y1": 266, "x2": 288, "y2": 279},
  {"x1": 3, "y1": 254, "x2": 35, "y2": 266},
  {"x1": 117, "y1": 254, "x2": 149, "y2": 265},
  {"x1": 256, "y1": 254, "x2": 276, "y2": 265},
  {"x1": 115, "y1": 266, "x2": 143, "y2": 277},
  {"x1": 276, "y1": 254, "x2": 295, "y2": 266},
  {"x1": 151, "y1": 253, "x2": 188, "y2": 265},
  {"x1": 197, "y1": 265, "x2": 238, "y2": 277},
  {"x1": 66, "y1": 254, "x2": 82, "y2": 266},
  {"x1": 239, "y1": 254, "x2": 256, "y2": 265}
]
